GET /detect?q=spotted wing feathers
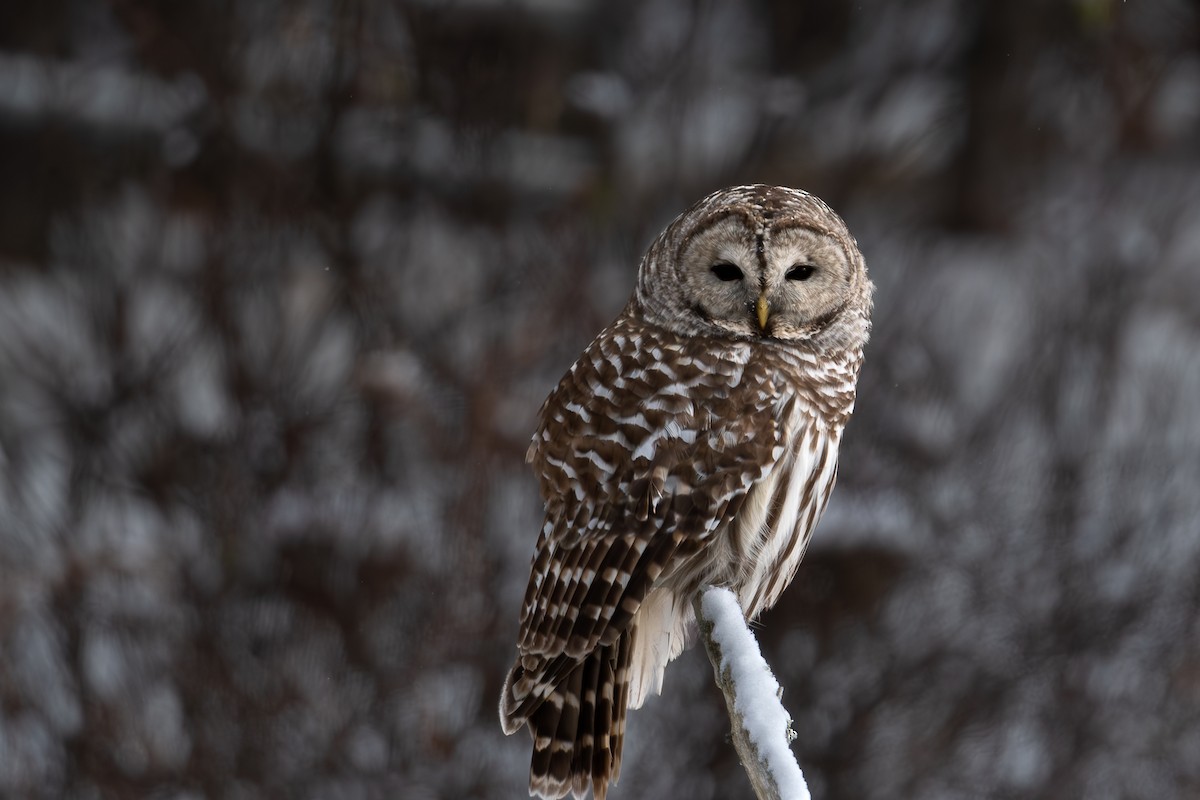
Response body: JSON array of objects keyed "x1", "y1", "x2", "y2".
[{"x1": 500, "y1": 313, "x2": 789, "y2": 798}]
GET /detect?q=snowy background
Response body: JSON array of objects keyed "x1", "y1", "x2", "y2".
[{"x1": 1, "y1": 1, "x2": 1199, "y2": 798}]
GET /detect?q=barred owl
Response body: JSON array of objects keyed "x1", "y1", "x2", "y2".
[{"x1": 500, "y1": 185, "x2": 873, "y2": 799}]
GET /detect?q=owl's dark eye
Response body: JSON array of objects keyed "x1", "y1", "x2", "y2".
[
  {"x1": 710, "y1": 262, "x2": 744, "y2": 282},
  {"x1": 786, "y1": 264, "x2": 816, "y2": 281}
]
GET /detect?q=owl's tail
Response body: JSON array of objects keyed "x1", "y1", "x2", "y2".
[{"x1": 500, "y1": 630, "x2": 635, "y2": 800}]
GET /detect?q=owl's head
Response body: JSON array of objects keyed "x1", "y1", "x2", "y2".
[{"x1": 635, "y1": 185, "x2": 872, "y2": 352}]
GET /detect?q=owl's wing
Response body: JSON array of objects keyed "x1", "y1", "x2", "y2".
[{"x1": 513, "y1": 322, "x2": 789, "y2": 693}]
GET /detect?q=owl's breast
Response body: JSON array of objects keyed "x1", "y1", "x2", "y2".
[{"x1": 725, "y1": 399, "x2": 842, "y2": 619}]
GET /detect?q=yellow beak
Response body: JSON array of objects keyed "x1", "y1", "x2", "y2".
[{"x1": 756, "y1": 294, "x2": 770, "y2": 330}]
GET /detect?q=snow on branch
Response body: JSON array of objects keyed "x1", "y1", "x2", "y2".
[{"x1": 694, "y1": 586, "x2": 811, "y2": 800}]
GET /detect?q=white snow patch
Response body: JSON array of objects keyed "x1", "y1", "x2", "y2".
[{"x1": 701, "y1": 586, "x2": 811, "y2": 800}]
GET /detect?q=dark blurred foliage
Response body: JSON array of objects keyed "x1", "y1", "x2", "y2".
[{"x1": 1, "y1": 1, "x2": 1199, "y2": 798}]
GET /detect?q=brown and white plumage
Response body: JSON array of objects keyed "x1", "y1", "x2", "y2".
[{"x1": 500, "y1": 185, "x2": 873, "y2": 799}]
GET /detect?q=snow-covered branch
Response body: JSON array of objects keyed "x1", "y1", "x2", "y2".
[{"x1": 694, "y1": 586, "x2": 811, "y2": 800}]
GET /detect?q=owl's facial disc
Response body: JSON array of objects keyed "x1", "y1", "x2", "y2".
[
  {"x1": 677, "y1": 216, "x2": 854, "y2": 341},
  {"x1": 759, "y1": 225, "x2": 854, "y2": 340},
  {"x1": 675, "y1": 215, "x2": 762, "y2": 338}
]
